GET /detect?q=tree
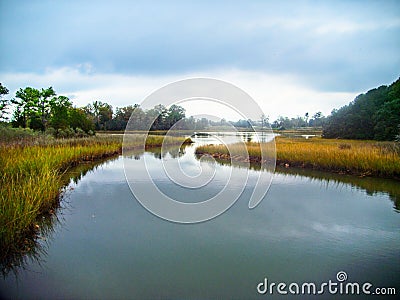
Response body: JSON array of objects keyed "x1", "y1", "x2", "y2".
[
  {"x1": 295, "y1": 115, "x2": 307, "y2": 128},
  {"x1": 12, "y1": 87, "x2": 41, "y2": 128},
  {"x1": 166, "y1": 104, "x2": 185, "y2": 129},
  {"x1": 310, "y1": 111, "x2": 324, "y2": 127},
  {"x1": 0, "y1": 83, "x2": 9, "y2": 122},
  {"x1": 373, "y1": 98, "x2": 400, "y2": 140},
  {"x1": 129, "y1": 105, "x2": 146, "y2": 130},
  {"x1": 68, "y1": 107, "x2": 95, "y2": 133},
  {"x1": 49, "y1": 96, "x2": 72, "y2": 130},
  {"x1": 89, "y1": 101, "x2": 113, "y2": 130},
  {"x1": 149, "y1": 104, "x2": 168, "y2": 130},
  {"x1": 38, "y1": 87, "x2": 56, "y2": 130},
  {"x1": 275, "y1": 116, "x2": 292, "y2": 130},
  {"x1": 116, "y1": 105, "x2": 135, "y2": 122},
  {"x1": 98, "y1": 103, "x2": 113, "y2": 130},
  {"x1": 323, "y1": 77, "x2": 400, "y2": 140},
  {"x1": 109, "y1": 105, "x2": 136, "y2": 130},
  {"x1": 199, "y1": 117, "x2": 209, "y2": 129},
  {"x1": 92, "y1": 100, "x2": 101, "y2": 129},
  {"x1": 304, "y1": 112, "x2": 309, "y2": 126},
  {"x1": 260, "y1": 114, "x2": 269, "y2": 129}
]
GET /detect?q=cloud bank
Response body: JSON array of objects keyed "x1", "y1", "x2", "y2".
[{"x1": 1, "y1": 0, "x2": 399, "y2": 119}]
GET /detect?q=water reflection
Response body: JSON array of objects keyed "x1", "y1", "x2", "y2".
[
  {"x1": 1, "y1": 210, "x2": 56, "y2": 278},
  {"x1": 2, "y1": 137, "x2": 399, "y2": 281},
  {"x1": 192, "y1": 131, "x2": 276, "y2": 144},
  {"x1": 1, "y1": 144, "x2": 193, "y2": 277},
  {"x1": 277, "y1": 166, "x2": 400, "y2": 212},
  {"x1": 2, "y1": 138, "x2": 399, "y2": 299},
  {"x1": 1, "y1": 157, "x2": 119, "y2": 277},
  {"x1": 200, "y1": 155, "x2": 400, "y2": 213},
  {"x1": 123, "y1": 143, "x2": 188, "y2": 160}
]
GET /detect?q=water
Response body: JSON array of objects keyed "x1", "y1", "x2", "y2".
[{"x1": 1, "y1": 134, "x2": 399, "y2": 299}]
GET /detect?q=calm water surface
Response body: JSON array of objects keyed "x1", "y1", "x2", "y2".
[{"x1": 1, "y1": 134, "x2": 399, "y2": 299}]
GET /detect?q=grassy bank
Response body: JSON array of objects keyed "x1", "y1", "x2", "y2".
[
  {"x1": 195, "y1": 137, "x2": 400, "y2": 178},
  {"x1": 0, "y1": 134, "x2": 191, "y2": 266}
]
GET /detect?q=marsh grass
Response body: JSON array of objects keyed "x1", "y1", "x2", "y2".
[
  {"x1": 0, "y1": 134, "x2": 191, "y2": 268},
  {"x1": 195, "y1": 137, "x2": 400, "y2": 178}
]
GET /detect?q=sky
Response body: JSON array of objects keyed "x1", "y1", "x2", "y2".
[{"x1": 1, "y1": 0, "x2": 399, "y2": 121}]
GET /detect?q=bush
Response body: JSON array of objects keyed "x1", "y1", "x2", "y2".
[
  {"x1": 56, "y1": 128, "x2": 74, "y2": 138},
  {"x1": 45, "y1": 127, "x2": 57, "y2": 137},
  {"x1": 1, "y1": 123, "x2": 96, "y2": 143},
  {"x1": 74, "y1": 127, "x2": 87, "y2": 138},
  {"x1": 0, "y1": 125, "x2": 40, "y2": 143},
  {"x1": 55, "y1": 127, "x2": 92, "y2": 138}
]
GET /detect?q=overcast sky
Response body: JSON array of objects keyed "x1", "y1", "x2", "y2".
[{"x1": 1, "y1": 0, "x2": 399, "y2": 120}]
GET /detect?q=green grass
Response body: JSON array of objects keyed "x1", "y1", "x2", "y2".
[
  {"x1": 0, "y1": 134, "x2": 191, "y2": 264},
  {"x1": 195, "y1": 137, "x2": 400, "y2": 178}
]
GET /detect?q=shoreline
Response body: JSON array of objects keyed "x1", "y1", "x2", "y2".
[
  {"x1": 195, "y1": 150, "x2": 399, "y2": 180},
  {"x1": 195, "y1": 137, "x2": 400, "y2": 180}
]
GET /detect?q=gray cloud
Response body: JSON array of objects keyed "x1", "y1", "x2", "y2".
[{"x1": 1, "y1": 0, "x2": 399, "y2": 93}]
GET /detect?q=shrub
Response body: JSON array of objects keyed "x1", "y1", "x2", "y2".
[
  {"x1": 45, "y1": 127, "x2": 57, "y2": 137},
  {"x1": 74, "y1": 127, "x2": 86, "y2": 138}
]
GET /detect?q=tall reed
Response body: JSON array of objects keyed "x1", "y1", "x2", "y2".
[{"x1": 195, "y1": 137, "x2": 400, "y2": 178}]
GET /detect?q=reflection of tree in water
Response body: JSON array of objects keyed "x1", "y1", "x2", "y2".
[
  {"x1": 124, "y1": 143, "x2": 188, "y2": 160},
  {"x1": 197, "y1": 156, "x2": 400, "y2": 213},
  {"x1": 276, "y1": 167, "x2": 400, "y2": 212},
  {"x1": 1, "y1": 156, "x2": 120, "y2": 278},
  {"x1": 240, "y1": 132, "x2": 253, "y2": 143},
  {"x1": 236, "y1": 131, "x2": 255, "y2": 143}
]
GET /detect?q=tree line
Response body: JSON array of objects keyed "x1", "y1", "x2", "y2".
[
  {"x1": 1, "y1": 85, "x2": 95, "y2": 137},
  {"x1": 268, "y1": 112, "x2": 326, "y2": 130},
  {"x1": 1, "y1": 78, "x2": 399, "y2": 140},
  {"x1": 0, "y1": 83, "x2": 330, "y2": 133},
  {"x1": 322, "y1": 78, "x2": 400, "y2": 141},
  {"x1": 0, "y1": 84, "x2": 210, "y2": 136},
  {"x1": 225, "y1": 112, "x2": 326, "y2": 130}
]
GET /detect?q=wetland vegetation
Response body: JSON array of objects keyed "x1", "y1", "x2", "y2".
[{"x1": 196, "y1": 136, "x2": 400, "y2": 178}]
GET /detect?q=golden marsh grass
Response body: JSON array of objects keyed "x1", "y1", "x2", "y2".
[{"x1": 195, "y1": 137, "x2": 400, "y2": 178}]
